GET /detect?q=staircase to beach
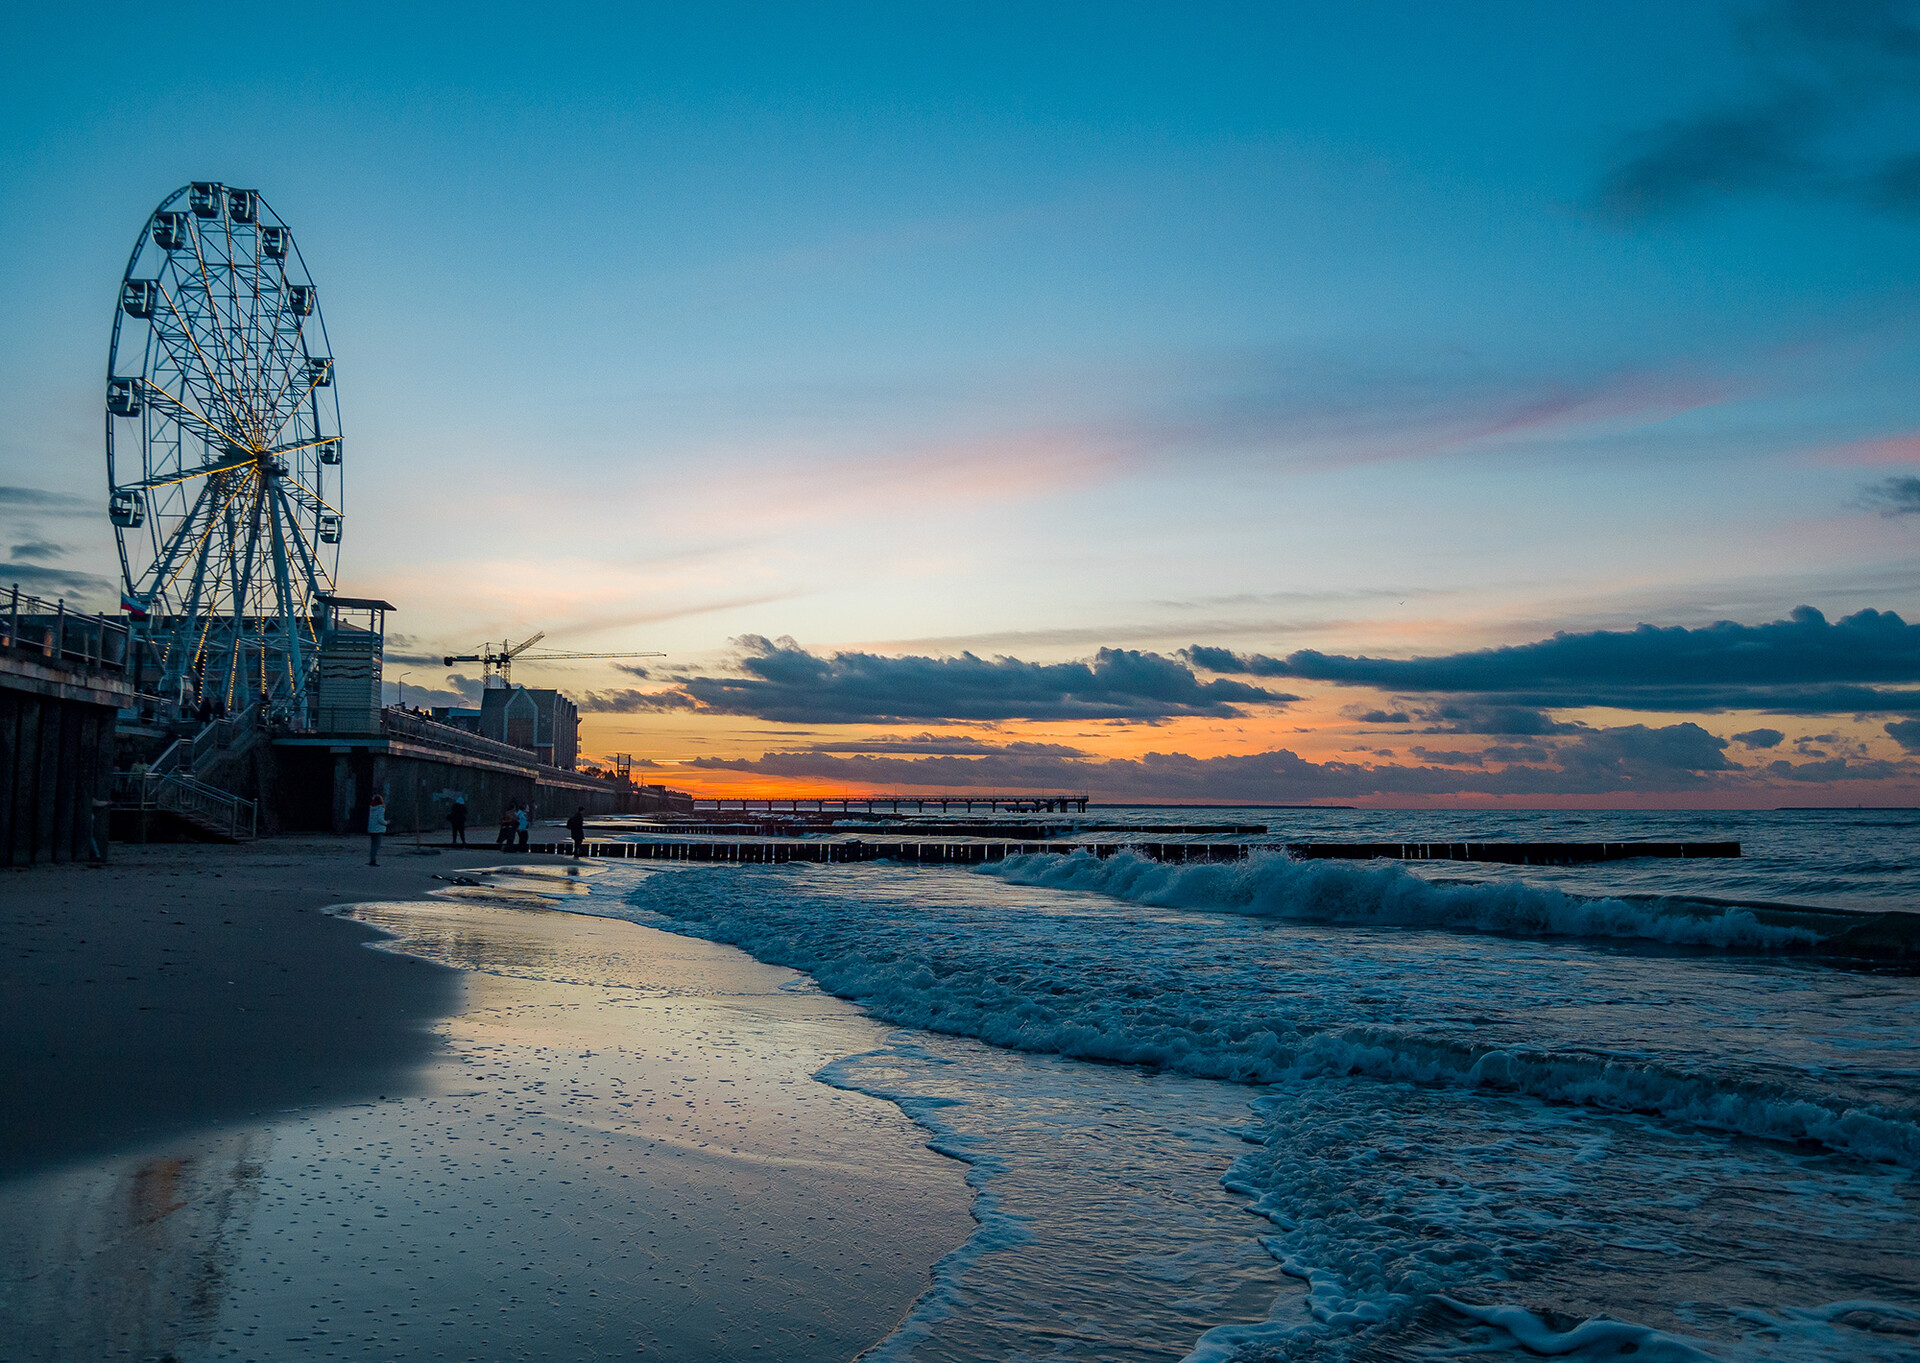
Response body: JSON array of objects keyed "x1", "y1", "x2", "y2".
[{"x1": 113, "y1": 705, "x2": 263, "y2": 841}]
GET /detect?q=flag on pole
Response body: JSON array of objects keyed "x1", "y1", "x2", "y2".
[{"x1": 120, "y1": 591, "x2": 148, "y2": 620}]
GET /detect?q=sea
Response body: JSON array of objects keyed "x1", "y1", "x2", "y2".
[{"x1": 571, "y1": 806, "x2": 1920, "y2": 1362}]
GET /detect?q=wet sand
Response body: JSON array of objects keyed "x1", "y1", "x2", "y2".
[
  {"x1": 1, "y1": 836, "x2": 510, "y2": 1175},
  {"x1": 0, "y1": 847, "x2": 974, "y2": 1361}
]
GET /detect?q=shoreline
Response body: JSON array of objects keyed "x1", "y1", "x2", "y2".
[
  {"x1": 0, "y1": 836, "x2": 531, "y2": 1177},
  {"x1": 0, "y1": 840, "x2": 975, "y2": 1361}
]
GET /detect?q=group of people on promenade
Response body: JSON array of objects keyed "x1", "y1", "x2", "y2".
[{"x1": 364, "y1": 793, "x2": 590, "y2": 863}]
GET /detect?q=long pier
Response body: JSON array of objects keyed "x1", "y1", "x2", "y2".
[
  {"x1": 528, "y1": 839, "x2": 1741, "y2": 866},
  {"x1": 692, "y1": 792, "x2": 1091, "y2": 813},
  {"x1": 598, "y1": 820, "x2": 1269, "y2": 838}
]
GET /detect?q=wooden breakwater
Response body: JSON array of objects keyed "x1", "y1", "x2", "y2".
[
  {"x1": 527, "y1": 839, "x2": 1741, "y2": 866},
  {"x1": 596, "y1": 820, "x2": 1270, "y2": 838}
]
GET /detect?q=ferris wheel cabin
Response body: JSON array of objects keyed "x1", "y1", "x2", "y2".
[
  {"x1": 151, "y1": 211, "x2": 189, "y2": 251},
  {"x1": 306, "y1": 357, "x2": 333, "y2": 387},
  {"x1": 260, "y1": 225, "x2": 289, "y2": 260},
  {"x1": 109, "y1": 490, "x2": 144, "y2": 528},
  {"x1": 318, "y1": 438, "x2": 342, "y2": 465},
  {"x1": 287, "y1": 284, "x2": 315, "y2": 316},
  {"x1": 188, "y1": 181, "x2": 224, "y2": 217},
  {"x1": 120, "y1": 279, "x2": 157, "y2": 318},
  {"x1": 106, "y1": 377, "x2": 140, "y2": 417},
  {"x1": 227, "y1": 188, "x2": 259, "y2": 223}
]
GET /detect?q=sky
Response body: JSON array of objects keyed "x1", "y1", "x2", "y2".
[{"x1": 4, "y1": 0, "x2": 1920, "y2": 805}]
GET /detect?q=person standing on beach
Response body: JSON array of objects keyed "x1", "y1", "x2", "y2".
[
  {"x1": 367, "y1": 795, "x2": 387, "y2": 866},
  {"x1": 515, "y1": 803, "x2": 531, "y2": 852},
  {"x1": 498, "y1": 803, "x2": 516, "y2": 852},
  {"x1": 567, "y1": 806, "x2": 586, "y2": 858},
  {"x1": 449, "y1": 795, "x2": 468, "y2": 846}
]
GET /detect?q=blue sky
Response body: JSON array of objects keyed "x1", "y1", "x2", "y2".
[{"x1": 4, "y1": 2, "x2": 1919, "y2": 802}]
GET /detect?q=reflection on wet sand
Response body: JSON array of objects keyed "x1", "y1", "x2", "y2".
[
  {"x1": 1, "y1": 1132, "x2": 267, "y2": 1360},
  {"x1": 0, "y1": 866, "x2": 970, "y2": 1361}
]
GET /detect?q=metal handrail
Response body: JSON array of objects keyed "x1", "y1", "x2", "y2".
[
  {"x1": 3, "y1": 583, "x2": 132, "y2": 675},
  {"x1": 380, "y1": 706, "x2": 539, "y2": 769},
  {"x1": 148, "y1": 701, "x2": 262, "y2": 778},
  {"x1": 112, "y1": 769, "x2": 257, "y2": 840}
]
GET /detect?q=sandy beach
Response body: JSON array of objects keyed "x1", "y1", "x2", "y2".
[{"x1": 0, "y1": 840, "x2": 974, "y2": 1361}]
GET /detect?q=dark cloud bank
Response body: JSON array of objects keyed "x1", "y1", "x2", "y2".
[
  {"x1": 583, "y1": 635, "x2": 1292, "y2": 722},
  {"x1": 1596, "y1": 0, "x2": 1920, "y2": 218},
  {"x1": 1187, "y1": 607, "x2": 1920, "y2": 716},
  {"x1": 693, "y1": 720, "x2": 1905, "y2": 801}
]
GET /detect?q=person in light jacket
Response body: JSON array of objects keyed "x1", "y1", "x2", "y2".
[
  {"x1": 515, "y1": 803, "x2": 530, "y2": 852},
  {"x1": 367, "y1": 794, "x2": 388, "y2": 866}
]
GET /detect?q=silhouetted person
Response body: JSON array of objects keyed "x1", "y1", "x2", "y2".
[
  {"x1": 567, "y1": 807, "x2": 586, "y2": 857},
  {"x1": 367, "y1": 795, "x2": 387, "y2": 866},
  {"x1": 449, "y1": 795, "x2": 468, "y2": 846},
  {"x1": 498, "y1": 804, "x2": 516, "y2": 852}
]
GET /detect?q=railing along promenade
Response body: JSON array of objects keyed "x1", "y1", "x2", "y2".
[
  {"x1": 377, "y1": 706, "x2": 545, "y2": 771},
  {"x1": 375, "y1": 708, "x2": 677, "y2": 801},
  {"x1": 3, "y1": 584, "x2": 133, "y2": 678}
]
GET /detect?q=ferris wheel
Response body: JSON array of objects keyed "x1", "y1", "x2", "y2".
[{"x1": 105, "y1": 182, "x2": 344, "y2": 718}]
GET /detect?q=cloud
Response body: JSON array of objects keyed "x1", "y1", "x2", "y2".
[
  {"x1": 1595, "y1": 0, "x2": 1920, "y2": 218},
  {"x1": 0, "y1": 486, "x2": 89, "y2": 514},
  {"x1": 579, "y1": 688, "x2": 699, "y2": 713},
  {"x1": 1215, "y1": 607, "x2": 1920, "y2": 714},
  {"x1": 376, "y1": 675, "x2": 478, "y2": 710},
  {"x1": 0, "y1": 562, "x2": 115, "y2": 600},
  {"x1": 1408, "y1": 746, "x2": 1485, "y2": 767},
  {"x1": 1859, "y1": 475, "x2": 1920, "y2": 516},
  {"x1": 804, "y1": 733, "x2": 1092, "y2": 757},
  {"x1": 647, "y1": 637, "x2": 1292, "y2": 724},
  {"x1": 1342, "y1": 706, "x2": 1411, "y2": 725},
  {"x1": 1764, "y1": 755, "x2": 1908, "y2": 782},
  {"x1": 689, "y1": 720, "x2": 1898, "y2": 800},
  {"x1": 1597, "y1": 91, "x2": 1823, "y2": 218},
  {"x1": 1811, "y1": 432, "x2": 1920, "y2": 465},
  {"x1": 614, "y1": 663, "x2": 653, "y2": 679},
  {"x1": 8, "y1": 541, "x2": 65, "y2": 562},
  {"x1": 1410, "y1": 703, "x2": 1579, "y2": 736},
  {"x1": 1887, "y1": 719, "x2": 1920, "y2": 751},
  {"x1": 1733, "y1": 727, "x2": 1787, "y2": 749}
]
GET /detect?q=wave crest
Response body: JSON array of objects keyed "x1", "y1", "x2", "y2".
[{"x1": 982, "y1": 849, "x2": 1821, "y2": 949}]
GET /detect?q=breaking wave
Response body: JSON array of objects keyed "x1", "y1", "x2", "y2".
[
  {"x1": 613, "y1": 864, "x2": 1920, "y2": 1168},
  {"x1": 982, "y1": 848, "x2": 1824, "y2": 949}
]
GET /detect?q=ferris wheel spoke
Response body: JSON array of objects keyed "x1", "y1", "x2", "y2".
[
  {"x1": 148, "y1": 473, "x2": 252, "y2": 605},
  {"x1": 270, "y1": 478, "x2": 328, "y2": 595},
  {"x1": 116, "y1": 442, "x2": 256, "y2": 494},
  {"x1": 156, "y1": 282, "x2": 250, "y2": 438},
  {"x1": 131, "y1": 472, "x2": 221, "y2": 600},
  {"x1": 264, "y1": 484, "x2": 316, "y2": 686},
  {"x1": 186, "y1": 224, "x2": 249, "y2": 423}
]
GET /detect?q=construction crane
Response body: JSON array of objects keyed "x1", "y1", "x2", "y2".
[{"x1": 442, "y1": 632, "x2": 665, "y2": 687}]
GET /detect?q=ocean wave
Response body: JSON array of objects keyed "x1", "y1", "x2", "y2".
[
  {"x1": 613, "y1": 866, "x2": 1920, "y2": 1168},
  {"x1": 981, "y1": 849, "x2": 1824, "y2": 949}
]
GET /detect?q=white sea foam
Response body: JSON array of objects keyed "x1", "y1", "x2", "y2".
[
  {"x1": 982, "y1": 849, "x2": 1823, "y2": 949},
  {"x1": 613, "y1": 864, "x2": 1920, "y2": 1168},
  {"x1": 606, "y1": 862, "x2": 1920, "y2": 1362}
]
